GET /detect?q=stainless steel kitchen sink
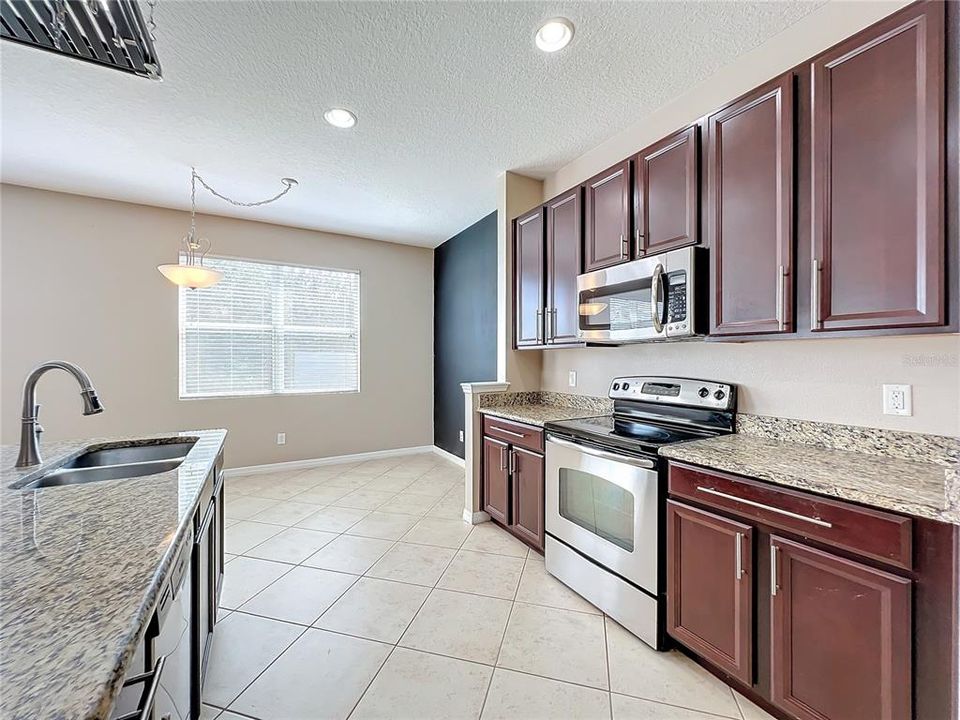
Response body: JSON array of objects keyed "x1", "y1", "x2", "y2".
[{"x1": 15, "y1": 439, "x2": 196, "y2": 490}]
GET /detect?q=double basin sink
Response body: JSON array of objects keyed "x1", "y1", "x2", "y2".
[{"x1": 14, "y1": 440, "x2": 197, "y2": 490}]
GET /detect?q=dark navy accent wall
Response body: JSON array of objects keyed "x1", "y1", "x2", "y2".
[{"x1": 433, "y1": 212, "x2": 497, "y2": 458}]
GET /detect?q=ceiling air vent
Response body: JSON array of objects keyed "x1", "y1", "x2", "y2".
[{"x1": 1, "y1": 0, "x2": 161, "y2": 79}]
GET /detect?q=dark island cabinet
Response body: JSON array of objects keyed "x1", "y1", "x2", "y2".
[
  {"x1": 667, "y1": 501, "x2": 753, "y2": 685},
  {"x1": 635, "y1": 125, "x2": 699, "y2": 256},
  {"x1": 514, "y1": 208, "x2": 545, "y2": 347},
  {"x1": 810, "y1": 2, "x2": 945, "y2": 332},
  {"x1": 771, "y1": 536, "x2": 912, "y2": 720},
  {"x1": 481, "y1": 416, "x2": 545, "y2": 553},
  {"x1": 545, "y1": 188, "x2": 582, "y2": 344},
  {"x1": 584, "y1": 160, "x2": 631, "y2": 272},
  {"x1": 708, "y1": 74, "x2": 794, "y2": 336}
]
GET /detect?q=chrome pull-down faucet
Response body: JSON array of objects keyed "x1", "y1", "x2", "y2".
[{"x1": 16, "y1": 361, "x2": 104, "y2": 468}]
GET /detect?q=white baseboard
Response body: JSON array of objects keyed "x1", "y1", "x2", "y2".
[
  {"x1": 224, "y1": 445, "x2": 434, "y2": 478},
  {"x1": 432, "y1": 445, "x2": 465, "y2": 467},
  {"x1": 463, "y1": 509, "x2": 491, "y2": 525}
]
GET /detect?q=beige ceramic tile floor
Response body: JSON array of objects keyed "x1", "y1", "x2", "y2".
[{"x1": 204, "y1": 453, "x2": 775, "y2": 720}]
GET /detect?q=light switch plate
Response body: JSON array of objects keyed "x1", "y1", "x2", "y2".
[
  {"x1": 882, "y1": 385, "x2": 912, "y2": 416},
  {"x1": 568, "y1": 371, "x2": 577, "y2": 388},
  {"x1": 277, "y1": 432, "x2": 286, "y2": 445},
  {"x1": 459, "y1": 430, "x2": 464, "y2": 442}
]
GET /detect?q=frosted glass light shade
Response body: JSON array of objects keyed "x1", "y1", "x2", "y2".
[{"x1": 158, "y1": 263, "x2": 223, "y2": 289}]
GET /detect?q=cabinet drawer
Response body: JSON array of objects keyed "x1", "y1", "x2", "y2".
[
  {"x1": 482, "y1": 416, "x2": 544, "y2": 453},
  {"x1": 668, "y1": 462, "x2": 912, "y2": 571}
]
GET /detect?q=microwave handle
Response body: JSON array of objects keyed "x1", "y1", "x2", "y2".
[{"x1": 650, "y1": 263, "x2": 665, "y2": 334}]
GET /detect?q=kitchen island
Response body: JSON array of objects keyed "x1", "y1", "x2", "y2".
[{"x1": 0, "y1": 429, "x2": 226, "y2": 720}]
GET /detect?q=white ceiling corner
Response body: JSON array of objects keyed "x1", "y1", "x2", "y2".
[{"x1": 1, "y1": 1, "x2": 823, "y2": 248}]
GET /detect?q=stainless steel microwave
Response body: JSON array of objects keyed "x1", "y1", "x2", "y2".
[{"x1": 576, "y1": 246, "x2": 704, "y2": 344}]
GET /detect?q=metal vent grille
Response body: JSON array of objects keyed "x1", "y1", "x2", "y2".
[{"x1": 1, "y1": 0, "x2": 161, "y2": 79}]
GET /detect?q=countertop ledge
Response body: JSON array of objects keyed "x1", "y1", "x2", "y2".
[
  {"x1": 0, "y1": 429, "x2": 227, "y2": 720},
  {"x1": 478, "y1": 404, "x2": 604, "y2": 427},
  {"x1": 660, "y1": 433, "x2": 960, "y2": 525}
]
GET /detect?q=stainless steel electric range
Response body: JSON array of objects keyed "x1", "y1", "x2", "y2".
[{"x1": 543, "y1": 376, "x2": 736, "y2": 650}]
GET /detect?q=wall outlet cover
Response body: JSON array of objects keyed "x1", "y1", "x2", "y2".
[
  {"x1": 568, "y1": 371, "x2": 577, "y2": 388},
  {"x1": 882, "y1": 384, "x2": 912, "y2": 416},
  {"x1": 276, "y1": 432, "x2": 287, "y2": 445}
]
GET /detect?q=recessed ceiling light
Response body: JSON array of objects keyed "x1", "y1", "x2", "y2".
[
  {"x1": 324, "y1": 108, "x2": 357, "y2": 129},
  {"x1": 535, "y1": 18, "x2": 574, "y2": 53}
]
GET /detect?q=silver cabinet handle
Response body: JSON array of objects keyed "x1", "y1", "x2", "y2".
[
  {"x1": 811, "y1": 258, "x2": 822, "y2": 330},
  {"x1": 508, "y1": 450, "x2": 517, "y2": 474},
  {"x1": 735, "y1": 532, "x2": 743, "y2": 581},
  {"x1": 770, "y1": 544, "x2": 779, "y2": 596},
  {"x1": 776, "y1": 265, "x2": 785, "y2": 331},
  {"x1": 546, "y1": 435, "x2": 656, "y2": 469},
  {"x1": 493, "y1": 426, "x2": 526, "y2": 439},
  {"x1": 650, "y1": 263, "x2": 665, "y2": 334},
  {"x1": 635, "y1": 227, "x2": 643, "y2": 257},
  {"x1": 499, "y1": 446, "x2": 507, "y2": 471},
  {"x1": 695, "y1": 486, "x2": 833, "y2": 528},
  {"x1": 536, "y1": 308, "x2": 543, "y2": 344},
  {"x1": 619, "y1": 233, "x2": 627, "y2": 259}
]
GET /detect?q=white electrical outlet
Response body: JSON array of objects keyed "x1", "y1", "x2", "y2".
[
  {"x1": 882, "y1": 385, "x2": 912, "y2": 416},
  {"x1": 276, "y1": 432, "x2": 286, "y2": 445},
  {"x1": 568, "y1": 371, "x2": 577, "y2": 388},
  {"x1": 459, "y1": 430, "x2": 464, "y2": 442}
]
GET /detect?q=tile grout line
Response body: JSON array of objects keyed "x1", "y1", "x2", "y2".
[{"x1": 602, "y1": 614, "x2": 614, "y2": 720}]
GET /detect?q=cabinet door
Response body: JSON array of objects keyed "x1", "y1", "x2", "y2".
[
  {"x1": 811, "y1": 2, "x2": 944, "y2": 331},
  {"x1": 709, "y1": 75, "x2": 794, "y2": 335},
  {"x1": 636, "y1": 126, "x2": 699, "y2": 256},
  {"x1": 667, "y1": 501, "x2": 753, "y2": 684},
  {"x1": 545, "y1": 188, "x2": 582, "y2": 344},
  {"x1": 483, "y1": 437, "x2": 510, "y2": 525},
  {"x1": 770, "y1": 536, "x2": 911, "y2": 720},
  {"x1": 511, "y1": 447, "x2": 544, "y2": 551},
  {"x1": 584, "y1": 161, "x2": 631, "y2": 271},
  {"x1": 514, "y1": 209, "x2": 545, "y2": 347}
]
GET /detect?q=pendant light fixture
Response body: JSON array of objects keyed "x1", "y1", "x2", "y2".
[{"x1": 158, "y1": 168, "x2": 298, "y2": 289}]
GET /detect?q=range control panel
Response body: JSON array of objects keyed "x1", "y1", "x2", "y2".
[{"x1": 608, "y1": 376, "x2": 736, "y2": 411}]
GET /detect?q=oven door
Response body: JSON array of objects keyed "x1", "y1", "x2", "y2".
[
  {"x1": 577, "y1": 246, "x2": 696, "y2": 343},
  {"x1": 545, "y1": 435, "x2": 659, "y2": 595}
]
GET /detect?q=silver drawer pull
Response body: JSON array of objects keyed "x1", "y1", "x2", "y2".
[
  {"x1": 695, "y1": 486, "x2": 833, "y2": 528},
  {"x1": 493, "y1": 427, "x2": 526, "y2": 439}
]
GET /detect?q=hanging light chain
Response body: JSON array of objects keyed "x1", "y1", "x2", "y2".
[
  {"x1": 147, "y1": 0, "x2": 158, "y2": 42},
  {"x1": 191, "y1": 169, "x2": 298, "y2": 208},
  {"x1": 50, "y1": 0, "x2": 68, "y2": 50}
]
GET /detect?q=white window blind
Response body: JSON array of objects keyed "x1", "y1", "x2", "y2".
[{"x1": 179, "y1": 256, "x2": 360, "y2": 398}]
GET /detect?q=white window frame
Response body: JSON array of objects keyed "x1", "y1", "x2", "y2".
[{"x1": 178, "y1": 254, "x2": 361, "y2": 400}]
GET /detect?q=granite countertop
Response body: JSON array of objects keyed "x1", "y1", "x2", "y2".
[
  {"x1": 478, "y1": 404, "x2": 604, "y2": 427},
  {"x1": 660, "y1": 433, "x2": 960, "y2": 524},
  {"x1": 0, "y1": 429, "x2": 227, "y2": 720}
]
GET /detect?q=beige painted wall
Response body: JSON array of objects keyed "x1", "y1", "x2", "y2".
[
  {"x1": 533, "y1": 0, "x2": 960, "y2": 437},
  {"x1": 0, "y1": 185, "x2": 434, "y2": 468}
]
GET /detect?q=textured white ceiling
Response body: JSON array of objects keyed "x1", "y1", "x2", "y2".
[{"x1": 1, "y1": 1, "x2": 822, "y2": 247}]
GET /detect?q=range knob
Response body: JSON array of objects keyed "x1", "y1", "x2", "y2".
[
  {"x1": 622, "y1": 382, "x2": 630, "y2": 391},
  {"x1": 714, "y1": 389, "x2": 726, "y2": 401},
  {"x1": 698, "y1": 387, "x2": 709, "y2": 398},
  {"x1": 612, "y1": 383, "x2": 621, "y2": 391}
]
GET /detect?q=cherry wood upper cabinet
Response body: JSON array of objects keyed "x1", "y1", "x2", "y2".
[
  {"x1": 635, "y1": 126, "x2": 699, "y2": 256},
  {"x1": 511, "y1": 447, "x2": 544, "y2": 552},
  {"x1": 545, "y1": 188, "x2": 582, "y2": 344},
  {"x1": 709, "y1": 75, "x2": 794, "y2": 336},
  {"x1": 584, "y1": 160, "x2": 631, "y2": 272},
  {"x1": 514, "y1": 209, "x2": 545, "y2": 347},
  {"x1": 482, "y1": 437, "x2": 510, "y2": 525},
  {"x1": 810, "y1": 2, "x2": 945, "y2": 331},
  {"x1": 770, "y1": 536, "x2": 912, "y2": 720},
  {"x1": 667, "y1": 501, "x2": 753, "y2": 685}
]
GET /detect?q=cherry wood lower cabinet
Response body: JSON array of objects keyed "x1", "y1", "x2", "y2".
[
  {"x1": 665, "y1": 461, "x2": 958, "y2": 720},
  {"x1": 770, "y1": 536, "x2": 911, "y2": 720},
  {"x1": 667, "y1": 501, "x2": 753, "y2": 685},
  {"x1": 481, "y1": 421, "x2": 545, "y2": 552}
]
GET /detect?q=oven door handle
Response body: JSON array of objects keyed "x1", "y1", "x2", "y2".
[{"x1": 546, "y1": 435, "x2": 656, "y2": 469}]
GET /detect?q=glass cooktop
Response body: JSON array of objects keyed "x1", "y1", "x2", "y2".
[{"x1": 544, "y1": 414, "x2": 719, "y2": 456}]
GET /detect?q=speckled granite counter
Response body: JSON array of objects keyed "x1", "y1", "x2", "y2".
[
  {"x1": 660, "y1": 422, "x2": 960, "y2": 524},
  {"x1": 477, "y1": 391, "x2": 612, "y2": 427},
  {"x1": 0, "y1": 429, "x2": 227, "y2": 720}
]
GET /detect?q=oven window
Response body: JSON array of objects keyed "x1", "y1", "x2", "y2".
[{"x1": 558, "y1": 468, "x2": 635, "y2": 551}]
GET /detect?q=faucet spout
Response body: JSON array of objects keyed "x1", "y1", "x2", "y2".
[{"x1": 16, "y1": 361, "x2": 104, "y2": 469}]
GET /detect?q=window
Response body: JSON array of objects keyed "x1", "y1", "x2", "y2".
[{"x1": 179, "y1": 256, "x2": 360, "y2": 398}]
